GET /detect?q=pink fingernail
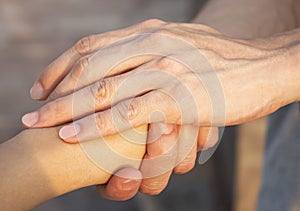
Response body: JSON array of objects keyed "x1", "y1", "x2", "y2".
[
  {"x1": 30, "y1": 82, "x2": 44, "y2": 99},
  {"x1": 59, "y1": 124, "x2": 81, "y2": 140},
  {"x1": 22, "y1": 112, "x2": 39, "y2": 127},
  {"x1": 148, "y1": 123, "x2": 174, "y2": 143},
  {"x1": 121, "y1": 179, "x2": 139, "y2": 191}
]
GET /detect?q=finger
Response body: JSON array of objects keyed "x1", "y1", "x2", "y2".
[
  {"x1": 147, "y1": 123, "x2": 175, "y2": 145},
  {"x1": 31, "y1": 34, "x2": 106, "y2": 100},
  {"x1": 140, "y1": 171, "x2": 173, "y2": 196},
  {"x1": 22, "y1": 70, "x2": 163, "y2": 128},
  {"x1": 96, "y1": 168, "x2": 142, "y2": 201},
  {"x1": 47, "y1": 51, "x2": 155, "y2": 101},
  {"x1": 31, "y1": 19, "x2": 166, "y2": 100},
  {"x1": 139, "y1": 123, "x2": 178, "y2": 195},
  {"x1": 197, "y1": 127, "x2": 219, "y2": 151},
  {"x1": 57, "y1": 90, "x2": 180, "y2": 143},
  {"x1": 173, "y1": 125, "x2": 198, "y2": 174}
]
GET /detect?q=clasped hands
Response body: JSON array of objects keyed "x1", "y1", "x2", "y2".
[{"x1": 22, "y1": 19, "x2": 296, "y2": 199}]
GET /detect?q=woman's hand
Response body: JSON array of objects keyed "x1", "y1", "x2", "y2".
[
  {"x1": 97, "y1": 123, "x2": 219, "y2": 199},
  {"x1": 0, "y1": 125, "x2": 147, "y2": 210}
]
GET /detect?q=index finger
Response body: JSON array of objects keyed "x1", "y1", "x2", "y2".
[
  {"x1": 30, "y1": 19, "x2": 166, "y2": 100},
  {"x1": 30, "y1": 35, "x2": 96, "y2": 100}
]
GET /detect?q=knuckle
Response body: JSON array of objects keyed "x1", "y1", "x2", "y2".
[
  {"x1": 115, "y1": 100, "x2": 139, "y2": 123},
  {"x1": 73, "y1": 35, "x2": 95, "y2": 55},
  {"x1": 78, "y1": 57, "x2": 90, "y2": 71},
  {"x1": 70, "y1": 57, "x2": 90, "y2": 81},
  {"x1": 90, "y1": 79, "x2": 111, "y2": 105},
  {"x1": 142, "y1": 18, "x2": 166, "y2": 26},
  {"x1": 157, "y1": 56, "x2": 171, "y2": 68}
]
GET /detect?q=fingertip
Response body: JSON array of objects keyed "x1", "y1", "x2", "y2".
[
  {"x1": 22, "y1": 112, "x2": 39, "y2": 128},
  {"x1": 99, "y1": 168, "x2": 142, "y2": 201},
  {"x1": 115, "y1": 168, "x2": 142, "y2": 181},
  {"x1": 139, "y1": 173, "x2": 171, "y2": 196},
  {"x1": 174, "y1": 160, "x2": 195, "y2": 174},
  {"x1": 114, "y1": 168, "x2": 142, "y2": 193},
  {"x1": 204, "y1": 127, "x2": 219, "y2": 150},
  {"x1": 59, "y1": 124, "x2": 81, "y2": 142}
]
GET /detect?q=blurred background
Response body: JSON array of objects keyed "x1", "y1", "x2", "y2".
[{"x1": 0, "y1": 0, "x2": 266, "y2": 210}]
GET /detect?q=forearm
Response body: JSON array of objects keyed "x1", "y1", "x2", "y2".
[
  {"x1": 193, "y1": 0, "x2": 300, "y2": 38},
  {"x1": 0, "y1": 126, "x2": 147, "y2": 211}
]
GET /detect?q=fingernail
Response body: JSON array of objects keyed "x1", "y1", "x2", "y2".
[
  {"x1": 22, "y1": 112, "x2": 39, "y2": 127},
  {"x1": 59, "y1": 124, "x2": 81, "y2": 140},
  {"x1": 148, "y1": 123, "x2": 174, "y2": 143},
  {"x1": 30, "y1": 82, "x2": 44, "y2": 99},
  {"x1": 121, "y1": 179, "x2": 139, "y2": 191}
]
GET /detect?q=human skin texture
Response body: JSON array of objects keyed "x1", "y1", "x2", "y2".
[
  {"x1": 22, "y1": 0, "x2": 300, "y2": 198},
  {"x1": 23, "y1": 17, "x2": 300, "y2": 139},
  {"x1": 0, "y1": 125, "x2": 147, "y2": 211}
]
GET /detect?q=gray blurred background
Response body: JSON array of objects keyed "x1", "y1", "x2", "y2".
[{"x1": 0, "y1": 0, "x2": 265, "y2": 210}]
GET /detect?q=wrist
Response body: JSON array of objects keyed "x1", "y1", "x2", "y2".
[{"x1": 263, "y1": 30, "x2": 300, "y2": 106}]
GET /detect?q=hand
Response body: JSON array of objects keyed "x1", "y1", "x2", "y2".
[
  {"x1": 22, "y1": 19, "x2": 222, "y2": 197},
  {"x1": 22, "y1": 19, "x2": 297, "y2": 199},
  {"x1": 22, "y1": 19, "x2": 218, "y2": 200},
  {"x1": 96, "y1": 123, "x2": 219, "y2": 199},
  {"x1": 22, "y1": 19, "x2": 295, "y2": 140}
]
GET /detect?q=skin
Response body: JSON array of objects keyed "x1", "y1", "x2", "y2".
[
  {"x1": 0, "y1": 125, "x2": 147, "y2": 210},
  {"x1": 22, "y1": 0, "x2": 300, "y2": 198}
]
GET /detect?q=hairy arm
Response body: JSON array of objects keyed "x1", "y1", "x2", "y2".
[{"x1": 0, "y1": 126, "x2": 147, "y2": 211}]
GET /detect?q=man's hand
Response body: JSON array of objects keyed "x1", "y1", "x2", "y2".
[
  {"x1": 23, "y1": 19, "x2": 297, "y2": 138},
  {"x1": 22, "y1": 19, "x2": 300, "y2": 199}
]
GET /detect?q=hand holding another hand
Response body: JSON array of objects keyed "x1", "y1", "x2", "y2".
[{"x1": 22, "y1": 19, "x2": 298, "y2": 199}]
